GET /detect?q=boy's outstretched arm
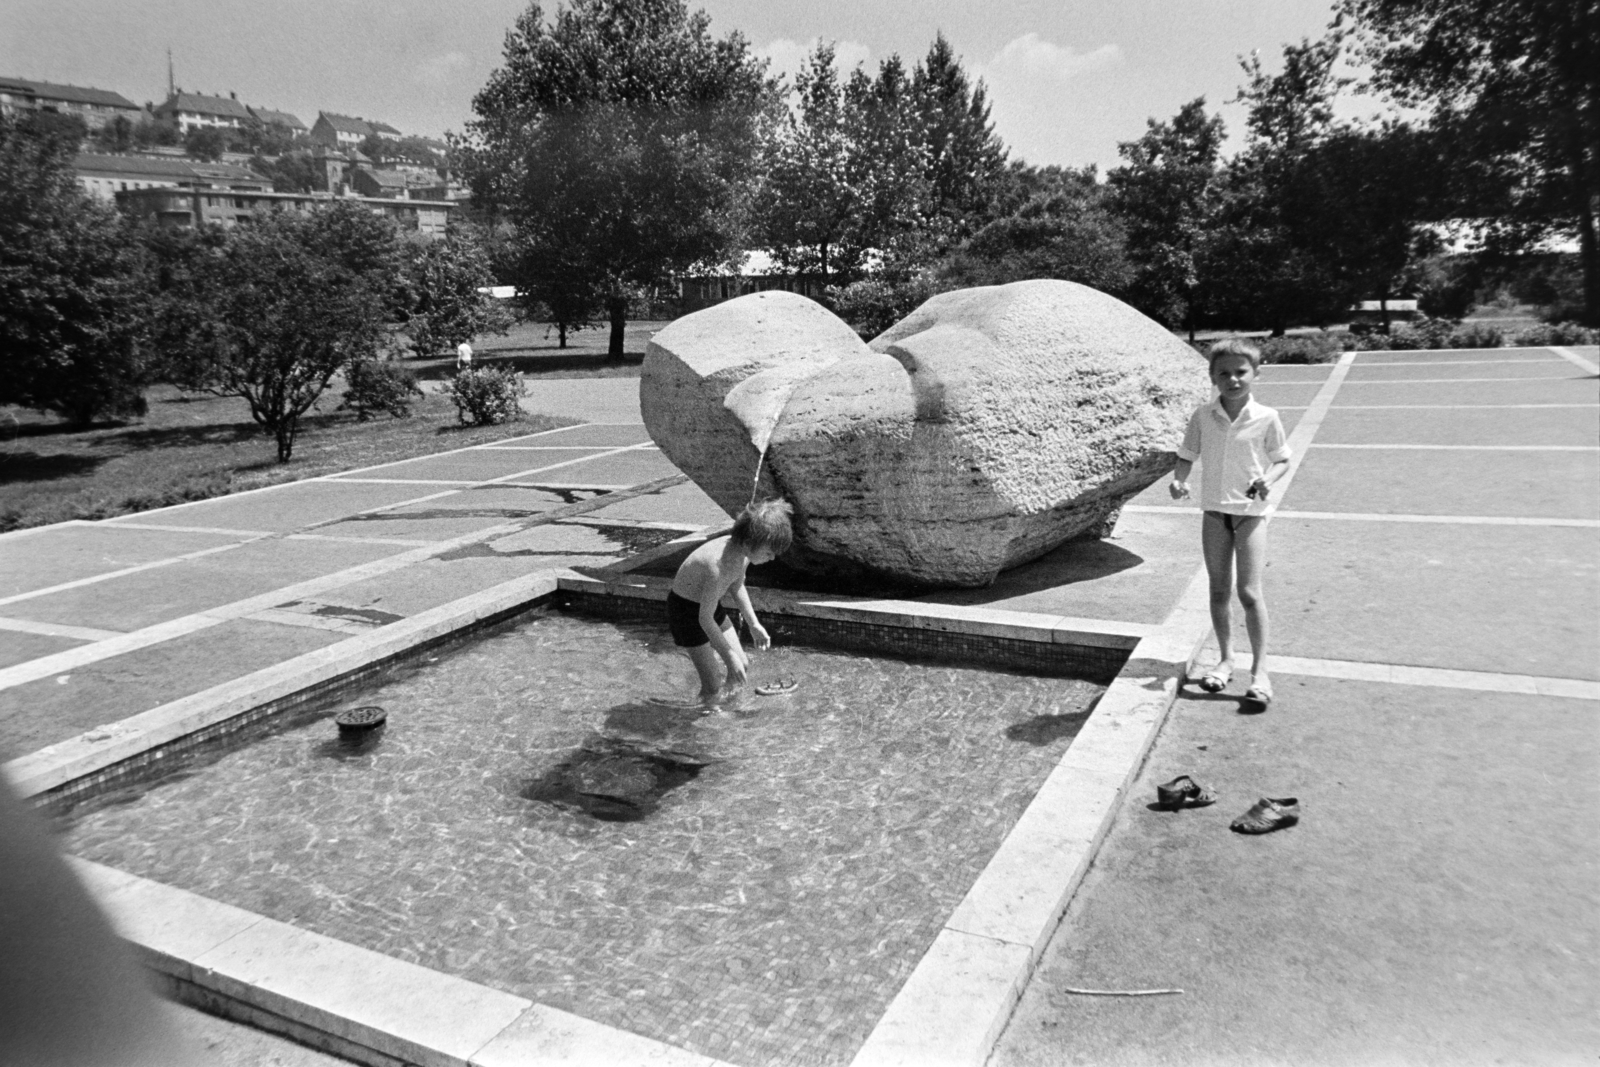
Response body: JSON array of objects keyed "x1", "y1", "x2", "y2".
[
  {"x1": 1170, "y1": 457, "x2": 1194, "y2": 499},
  {"x1": 730, "y1": 576, "x2": 770, "y2": 650}
]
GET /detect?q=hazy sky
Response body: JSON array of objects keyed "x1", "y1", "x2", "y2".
[{"x1": 0, "y1": 0, "x2": 1372, "y2": 171}]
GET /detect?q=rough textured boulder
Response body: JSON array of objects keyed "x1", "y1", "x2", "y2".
[{"x1": 642, "y1": 280, "x2": 1209, "y2": 587}]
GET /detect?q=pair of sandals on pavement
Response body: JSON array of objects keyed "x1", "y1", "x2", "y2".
[
  {"x1": 1155, "y1": 776, "x2": 1299, "y2": 834},
  {"x1": 1194, "y1": 661, "x2": 1273, "y2": 711}
]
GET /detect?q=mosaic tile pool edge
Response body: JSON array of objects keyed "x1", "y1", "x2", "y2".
[{"x1": 558, "y1": 588, "x2": 1130, "y2": 682}]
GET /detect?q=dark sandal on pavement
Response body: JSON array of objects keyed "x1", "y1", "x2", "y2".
[
  {"x1": 1156, "y1": 775, "x2": 1217, "y2": 809},
  {"x1": 1196, "y1": 664, "x2": 1233, "y2": 693},
  {"x1": 1242, "y1": 682, "x2": 1274, "y2": 712},
  {"x1": 1230, "y1": 797, "x2": 1299, "y2": 834}
]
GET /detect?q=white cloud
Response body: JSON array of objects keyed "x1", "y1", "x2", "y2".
[
  {"x1": 972, "y1": 34, "x2": 1124, "y2": 168},
  {"x1": 983, "y1": 34, "x2": 1122, "y2": 86},
  {"x1": 757, "y1": 37, "x2": 874, "y2": 88}
]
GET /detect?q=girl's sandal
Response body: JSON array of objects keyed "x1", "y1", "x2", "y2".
[
  {"x1": 1242, "y1": 681, "x2": 1274, "y2": 712},
  {"x1": 1196, "y1": 664, "x2": 1233, "y2": 693},
  {"x1": 754, "y1": 678, "x2": 799, "y2": 696}
]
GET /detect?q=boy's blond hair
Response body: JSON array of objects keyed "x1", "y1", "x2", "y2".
[
  {"x1": 1208, "y1": 338, "x2": 1263, "y2": 372},
  {"x1": 731, "y1": 498, "x2": 793, "y2": 557}
]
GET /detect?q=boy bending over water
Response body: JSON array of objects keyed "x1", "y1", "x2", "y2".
[
  {"x1": 1171, "y1": 339, "x2": 1292, "y2": 710},
  {"x1": 668, "y1": 499, "x2": 793, "y2": 704}
]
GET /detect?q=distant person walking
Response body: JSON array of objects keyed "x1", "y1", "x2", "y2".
[
  {"x1": 1169, "y1": 339, "x2": 1292, "y2": 711},
  {"x1": 455, "y1": 341, "x2": 473, "y2": 372}
]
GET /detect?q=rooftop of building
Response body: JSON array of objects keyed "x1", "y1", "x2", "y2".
[
  {"x1": 0, "y1": 77, "x2": 139, "y2": 110},
  {"x1": 157, "y1": 91, "x2": 254, "y2": 121}
]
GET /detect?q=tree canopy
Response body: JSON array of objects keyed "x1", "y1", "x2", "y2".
[
  {"x1": 1337, "y1": 0, "x2": 1600, "y2": 324},
  {"x1": 463, "y1": 0, "x2": 779, "y2": 356}
]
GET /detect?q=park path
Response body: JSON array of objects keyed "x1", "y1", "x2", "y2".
[{"x1": 991, "y1": 344, "x2": 1600, "y2": 1066}]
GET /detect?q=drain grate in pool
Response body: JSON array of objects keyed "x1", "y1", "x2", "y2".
[{"x1": 523, "y1": 735, "x2": 713, "y2": 822}]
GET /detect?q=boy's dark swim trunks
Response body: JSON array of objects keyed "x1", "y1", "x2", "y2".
[{"x1": 667, "y1": 590, "x2": 727, "y2": 648}]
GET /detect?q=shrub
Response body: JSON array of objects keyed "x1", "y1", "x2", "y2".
[
  {"x1": 1257, "y1": 335, "x2": 1341, "y2": 364},
  {"x1": 339, "y1": 359, "x2": 423, "y2": 421},
  {"x1": 1510, "y1": 322, "x2": 1599, "y2": 346},
  {"x1": 827, "y1": 275, "x2": 940, "y2": 340},
  {"x1": 444, "y1": 366, "x2": 524, "y2": 425},
  {"x1": 1447, "y1": 323, "x2": 1504, "y2": 349}
]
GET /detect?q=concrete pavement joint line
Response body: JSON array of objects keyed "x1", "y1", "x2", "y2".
[
  {"x1": 0, "y1": 535, "x2": 273, "y2": 610},
  {"x1": 1124, "y1": 505, "x2": 1600, "y2": 528},
  {"x1": 0, "y1": 520, "x2": 93, "y2": 544},
  {"x1": 97, "y1": 522, "x2": 277, "y2": 537},
  {"x1": 0, "y1": 616, "x2": 125, "y2": 641},
  {"x1": 68, "y1": 859, "x2": 731, "y2": 1067},
  {"x1": 1552, "y1": 346, "x2": 1600, "y2": 374},
  {"x1": 1270, "y1": 655, "x2": 1600, "y2": 700},
  {"x1": 285, "y1": 534, "x2": 441, "y2": 547},
  {"x1": 0, "y1": 473, "x2": 687, "y2": 694},
  {"x1": 1310, "y1": 443, "x2": 1599, "y2": 451},
  {"x1": 850, "y1": 352, "x2": 1355, "y2": 1067},
  {"x1": 2, "y1": 570, "x2": 572, "y2": 798},
  {"x1": 324, "y1": 478, "x2": 483, "y2": 486}
]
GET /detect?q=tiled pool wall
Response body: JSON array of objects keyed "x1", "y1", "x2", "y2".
[{"x1": 558, "y1": 590, "x2": 1130, "y2": 682}]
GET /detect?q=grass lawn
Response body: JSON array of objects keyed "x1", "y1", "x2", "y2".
[
  {"x1": 0, "y1": 386, "x2": 577, "y2": 532},
  {"x1": 406, "y1": 318, "x2": 672, "y2": 380}
]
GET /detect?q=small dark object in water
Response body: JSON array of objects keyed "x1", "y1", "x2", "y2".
[
  {"x1": 754, "y1": 678, "x2": 798, "y2": 696},
  {"x1": 335, "y1": 706, "x2": 387, "y2": 734}
]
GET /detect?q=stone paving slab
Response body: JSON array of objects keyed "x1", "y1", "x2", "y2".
[
  {"x1": 439, "y1": 485, "x2": 608, "y2": 511},
  {"x1": 1331, "y1": 377, "x2": 1598, "y2": 406},
  {"x1": 1283, "y1": 447, "x2": 1599, "y2": 519},
  {"x1": 1344, "y1": 358, "x2": 1573, "y2": 380},
  {"x1": 0, "y1": 629, "x2": 84, "y2": 671},
  {"x1": 1353, "y1": 346, "x2": 1574, "y2": 363},
  {"x1": 1266, "y1": 519, "x2": 1600, "y2": 680},
  {"x1": 989, "y1": 677, "x2": 1600, "y2": 1067},
  {"x1": 520, "y1": 379, "x2": 643, "y2": 424},
  {"x1": 289, "y1": 555, "x2": 562, "y2": 620},
  {"x1": 10, "y1": 537, "x2": 404, "y2": 631},
  {"x1": 529, "y1": 422, "x2": 655, "y2": 447},
  {"x1": 117, "y1": 480, "x2": 455, "y2": 535},
  {"x1": 0, "y1": 524, "x2": 250, "y2": 600},
  {"x1": 328, "y1": 448, "x2": 613, "y2": 484},
  {"x1": 537, "y1": 449, "x2": 681, "y2": 486},
  {"x1": 584, "y1": 481, "x2": 736, "y2": 528},
  {"x1": 0, "y1": 619, "x2": 343, "y2": 761},
  {"x1": 310, "y1": 512, "x2": 524, "y2": 543},
  {"x1": 910, "y1": 510, "x2": 1201, "y2": 626},
  {"x1": 1315, "y1": 404, "x2": 1600, "y2": 446}
]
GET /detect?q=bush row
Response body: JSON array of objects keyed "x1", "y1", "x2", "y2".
[{"x1": 1193, "y1": 318, "x2": 1599, "y2": 365}]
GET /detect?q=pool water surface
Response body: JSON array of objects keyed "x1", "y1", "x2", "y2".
[{"x1": 62, "y1": 608, "x2": 1102, "y2": 1066}]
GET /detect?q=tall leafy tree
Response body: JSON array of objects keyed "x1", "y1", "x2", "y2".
[
  {"x1": 759, "y1": 45, "x2": 928, "y2": 283},
  {"x1": 0, "y1": 112, "x2": 151, "y2": 423},
  {"x1": 1108, "y1": 98, "x2": 1227, "y2": 335},
  {"x1": 910, "y1": 33, "x2": 1007, "y2": 241},
  {"x1": 404, "y1": 228, "x2": 513, "y2": 356},
  {"x1": 158, "y1": 203, "x2": 405, "y2": 461},
  {"x1": 464, "y1": 0, "x2": 778, "y2": 357},
  {"x1": 1337, "y1": 0, "x2": 1600, "y2": 324}
]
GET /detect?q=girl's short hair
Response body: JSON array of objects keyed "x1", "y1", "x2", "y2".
[
  {"x1": 731, "y1": 498, "x2": 793, "y2": 557},
  {"x1": 1208, "y1": 338, "x2": 1263, "y2": 371}
]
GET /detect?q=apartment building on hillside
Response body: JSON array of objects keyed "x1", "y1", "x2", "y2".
[
  {"x1": 153, "y1": 91, "x2": 254, "y2": 133},
  {"x1": 0, "y1": 77, "x2": 141, "y2": 129},
  {"x1": 76, "y1": 153, "x2": 272, "y2": 201}
]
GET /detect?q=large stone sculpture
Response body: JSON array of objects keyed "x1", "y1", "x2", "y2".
[{"x1": 641, "y1": 279, "x2": 1210, "y2": 587}]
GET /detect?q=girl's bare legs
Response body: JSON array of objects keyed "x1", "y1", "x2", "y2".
[
  {"x1": 1233, "y1": 515, "x2": 1271, "y2": 692},
  {"x1": 1201, "y1": 512, "x2": 1238, "y2": 676}
]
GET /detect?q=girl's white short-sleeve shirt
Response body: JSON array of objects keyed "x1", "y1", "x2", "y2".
[{"x1": 1176, "y1": 396, "x2": 1292, "y2": 515}]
